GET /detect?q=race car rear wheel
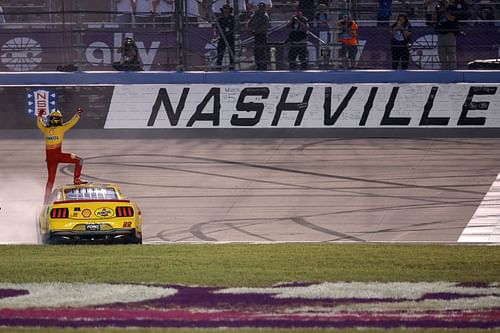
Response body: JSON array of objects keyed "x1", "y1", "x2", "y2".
[{"x1": 130, "y1": 236, "x2": 142, "y2": 244}]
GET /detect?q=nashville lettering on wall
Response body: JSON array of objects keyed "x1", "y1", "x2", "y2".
[{"x1": 105, "y1": 84, "x2": 499, "y2": 128}]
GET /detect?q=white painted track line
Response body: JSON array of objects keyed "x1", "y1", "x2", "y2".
[{"x1": 458, "y1": 173, "x2": 500, "y2": 243}]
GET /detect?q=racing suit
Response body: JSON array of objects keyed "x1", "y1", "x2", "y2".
[{"x1": 37, "y1": 112, "x2": 83, "y2": 203}]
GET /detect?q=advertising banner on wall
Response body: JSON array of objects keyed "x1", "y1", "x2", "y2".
[
  {"x1": 104, "y1": 84, "x2": 500, "y2": 129},
  {"x1": 3, "y1": 83, "x2": 499, "y2": 130},
  {"x1": 0, "y1": 86, "x2": 113, "y2": 129},
  {"x1": 0, "y1": 25, "x2": 498, "y2": 71}
]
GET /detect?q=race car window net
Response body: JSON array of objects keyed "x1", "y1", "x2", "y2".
[{"x1": 64, "y1": 187, "x2": 119, "y2": 201}]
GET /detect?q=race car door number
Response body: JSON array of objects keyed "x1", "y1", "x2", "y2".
[{"x1": 86, "y1": 224, "x2": 100, "y2": 231}]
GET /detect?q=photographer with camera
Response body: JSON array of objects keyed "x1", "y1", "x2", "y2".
[
  {"x1": 114, "y1": 36, "x2": 143, "y2": 71},
  {"x1": 390, "y1": 14, "x2": 412, "y2": 70},
  {"x1": 287, "y1": 9, "x2": 309, "y2": 70},
  {"x1": 434, "y1": 0, "x2": 460, "y2": 69},
  {"x1": 337, "y1": 13, "x2": 358, "y2": 69}
]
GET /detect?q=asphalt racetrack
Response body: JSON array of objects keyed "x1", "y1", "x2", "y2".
[{"x1": 1, "y1": 130, "x2": 500, "y2": 244}]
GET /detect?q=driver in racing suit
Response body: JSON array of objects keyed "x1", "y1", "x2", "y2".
[{"x1": 37, "y1": 108, "x2": 87, "y2": 203}]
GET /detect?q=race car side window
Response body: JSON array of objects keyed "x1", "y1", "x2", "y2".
[{"x1": 50, "y1": 190, "x2": 62, "y2": 203}]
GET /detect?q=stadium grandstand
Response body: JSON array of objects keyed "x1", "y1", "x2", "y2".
[{"x1": 0, "y1": 0, "x2": 498, "y2": 71}]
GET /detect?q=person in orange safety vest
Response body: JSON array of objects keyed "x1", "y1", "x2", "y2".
[
  {"x1": 37, "y1": 108, "x2": 87, "y2": 203},
  {"x1": 337, "y1": 13, "x2": 359, "y2": 69}
]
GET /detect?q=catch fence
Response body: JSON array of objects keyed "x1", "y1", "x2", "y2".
[{"x1": 0, "y1": 1, "x2": 498, "y2": 72}]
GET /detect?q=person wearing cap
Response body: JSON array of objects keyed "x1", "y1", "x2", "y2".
[
  {"x1": 337, "y1": 13, "x2": 358, "y2": 69},
  {"x1": 247, "y1": 2, "x2": 270, "y2": 70},
  {"x1": 37, "y1": 108, "x2": 87, "y2": 204},
  {"x1": 214, "y1": 4, "x2": 235, "y2": 70}
]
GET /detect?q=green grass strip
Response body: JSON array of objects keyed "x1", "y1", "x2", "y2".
[{"x1": 0, "y1": 243, "x2": 498, "y2": 286}]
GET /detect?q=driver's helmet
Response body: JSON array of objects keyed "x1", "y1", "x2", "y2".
[{"x1": 47, "y1": 110, "x2": 63, "y2": 127}]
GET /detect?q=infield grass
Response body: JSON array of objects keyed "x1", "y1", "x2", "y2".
[{"x1": 0, "y1": 243, "x2": 498, "y2": 285}]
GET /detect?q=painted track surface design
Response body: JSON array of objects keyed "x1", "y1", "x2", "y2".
[{"x1": 2, "y1": 130, "x2": 500, "y2": 244}]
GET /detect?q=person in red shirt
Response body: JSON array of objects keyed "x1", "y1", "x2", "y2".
[{"x1": 37, "y1": 108, "x2": 87, "y2": 203}]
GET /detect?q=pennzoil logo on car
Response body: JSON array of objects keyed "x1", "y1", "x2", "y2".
[{"x1": 95, "y1": 207, "x2": 114, "y2": 218}]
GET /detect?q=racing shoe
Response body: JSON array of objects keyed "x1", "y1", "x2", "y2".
[{"x1": 74, "y1": 178, "x2": 88, "y2": 185}]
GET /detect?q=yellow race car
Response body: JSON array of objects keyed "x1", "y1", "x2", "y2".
[{"x1": 38, "y1": 183, "x2": 142, "y2": 244}]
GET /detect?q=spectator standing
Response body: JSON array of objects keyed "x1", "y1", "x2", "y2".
[
  {"x1": 247, "y1": 0, "x2": 273, "y2": 13},
  {"x1": 0, "y1": 5, "x2": 5, "y2": 24},
  {"x1": 116, "y1": 0, "x2": 134, "y2": 24},
  {"x1": 424, "y1": 0, "x2": 439, "y2": 25},
  {"x1": 377, "y1": 0, "x2": 392, "y2": 26},
  {"x1": 212, "y1": 0, "x2": 247, "y2": 19},
  {"x1": 390, "y1": 14, "x2": 412, "y2": 69},
  {"x1": 477, "y1": 3, "x2": 494, "y2": 22},
  {"x1": 453, "y1": 0, "x2": 470, "y2": 20},
  {"x1": 298, "y1": 0, "x2": 315, "y2": 21},
  {"x1": 287, "y1": 9, "x2": 309, "y2": 70},
  {"x1": 435, "y1": 0, "x2": 459, "y2": 69},
  {"x1": 315, "y1": 2, "x2": 331, "y2": 27},
  {"x1": 337, "y1": 0, "x2": 350, "y2": 17},
  {"x1": 133, "y1": 0, "x2": 158, "y2": 24},
  {"x1": 337, "y1": 13, "x2": 358, "y2": 69},
  {"x1": 215, "y1": 4, "x2": 235, "y2": 70},
  {"x1": 247, "y1": 2, "x2": 270, "y2": 70},
  {"x1": 151, "y1": 0, "x2": 174, "y2": 24},
  {"x1": 117, "y1": 0, "x2": 168, "y2": 25}
]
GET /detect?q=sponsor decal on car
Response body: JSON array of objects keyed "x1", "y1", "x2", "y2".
[
  {"x1": 94, "y1": 207, "x2": 114, "y2": 218},
  {"x1": 81, "y1": 209, "x2": 92, "y2": 218}
]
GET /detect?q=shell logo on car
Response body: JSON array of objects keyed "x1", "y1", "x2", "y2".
[
  {"x1": 81, "y1": 209, "x2": 92, "y2": 218},
  {"x1": 95, "y1": 207, "x2": 114, "y2": 218}
]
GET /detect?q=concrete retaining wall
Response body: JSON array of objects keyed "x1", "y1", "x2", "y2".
[{"x1": 2, "y1": 71, "x2": 499, "y2": 136}]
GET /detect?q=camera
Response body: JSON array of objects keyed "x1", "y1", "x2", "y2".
[{"x1": 113, "y1": 37, "x2": 143, "y2": 71}]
